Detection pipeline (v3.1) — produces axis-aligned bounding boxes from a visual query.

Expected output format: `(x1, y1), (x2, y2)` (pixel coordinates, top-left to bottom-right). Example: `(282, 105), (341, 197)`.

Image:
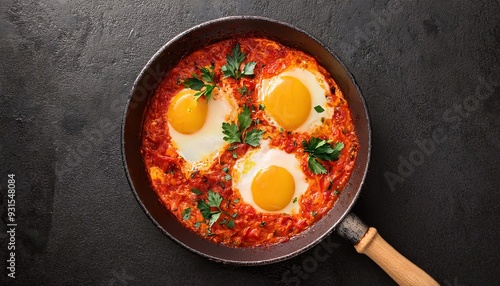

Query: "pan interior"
(122, 16), (370, 265)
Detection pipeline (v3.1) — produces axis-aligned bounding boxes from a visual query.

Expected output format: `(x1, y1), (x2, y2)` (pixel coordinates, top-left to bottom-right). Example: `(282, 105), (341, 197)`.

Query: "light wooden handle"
(355, 227), (439, 286)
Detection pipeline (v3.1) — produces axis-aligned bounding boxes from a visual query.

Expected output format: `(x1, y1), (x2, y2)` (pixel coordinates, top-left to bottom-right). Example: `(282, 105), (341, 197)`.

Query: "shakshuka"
(141, 37), (359, 247)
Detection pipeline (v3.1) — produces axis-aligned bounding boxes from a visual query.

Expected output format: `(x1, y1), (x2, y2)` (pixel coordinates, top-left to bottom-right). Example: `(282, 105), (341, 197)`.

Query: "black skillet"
(122, 16), (438, 285)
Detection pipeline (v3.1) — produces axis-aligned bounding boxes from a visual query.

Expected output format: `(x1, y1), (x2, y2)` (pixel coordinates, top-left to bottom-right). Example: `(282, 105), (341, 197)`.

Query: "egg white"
(257, 67), (333, 133)
(232, 140), (309, 214)
(168, 89), (238, 171)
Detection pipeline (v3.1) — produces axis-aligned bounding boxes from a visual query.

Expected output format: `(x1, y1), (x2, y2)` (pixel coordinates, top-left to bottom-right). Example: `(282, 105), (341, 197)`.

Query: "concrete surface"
(0, 0), (499, 285)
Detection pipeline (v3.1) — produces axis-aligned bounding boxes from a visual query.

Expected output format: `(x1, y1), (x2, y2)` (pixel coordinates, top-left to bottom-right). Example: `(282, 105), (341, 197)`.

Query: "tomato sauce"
(141, 38), (359, 247)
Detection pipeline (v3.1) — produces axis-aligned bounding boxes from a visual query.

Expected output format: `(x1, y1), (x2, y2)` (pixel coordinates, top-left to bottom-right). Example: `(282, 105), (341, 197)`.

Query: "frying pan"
(122, 16), (438, 285)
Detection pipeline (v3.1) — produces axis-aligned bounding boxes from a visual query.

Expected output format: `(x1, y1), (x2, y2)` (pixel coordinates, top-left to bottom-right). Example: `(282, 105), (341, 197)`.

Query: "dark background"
(1, 0), (499, 285)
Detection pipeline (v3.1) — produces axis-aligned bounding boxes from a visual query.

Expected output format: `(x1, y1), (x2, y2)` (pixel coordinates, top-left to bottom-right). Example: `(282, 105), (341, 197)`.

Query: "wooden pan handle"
(355, 227), (439, 286)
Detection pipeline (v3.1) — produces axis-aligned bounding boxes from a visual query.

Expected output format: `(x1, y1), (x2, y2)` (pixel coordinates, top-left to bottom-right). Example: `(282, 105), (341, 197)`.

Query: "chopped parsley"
(314, 105), (325, 113)
(225, 219), (235, 229)
(221, 44), (256, 79)
(182, 64), (217, 101)
(222, 105), (264, 147)
(196, 190), (237, 229)
(191, 188), (202, 195)
(312, 211), (317, 217)
(238, 85), (249, 96)
(182, 208), (191, 220)
(303, 137), (344, 174)
(224, 174), (232, 181)
(292, 197), (297, 203)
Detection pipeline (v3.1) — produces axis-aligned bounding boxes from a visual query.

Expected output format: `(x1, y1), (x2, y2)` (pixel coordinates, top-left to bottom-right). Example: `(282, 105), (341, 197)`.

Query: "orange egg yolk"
(167, 89), (208, 134)
(251, 166), (295, 211)
(264, 76), (311, 130)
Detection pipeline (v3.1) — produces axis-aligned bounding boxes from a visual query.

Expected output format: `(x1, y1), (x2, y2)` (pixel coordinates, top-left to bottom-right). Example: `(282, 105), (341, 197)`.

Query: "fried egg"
(257, 67), (332, 132)
(167, 88), (237, 171)
(232, 140), (309, 214)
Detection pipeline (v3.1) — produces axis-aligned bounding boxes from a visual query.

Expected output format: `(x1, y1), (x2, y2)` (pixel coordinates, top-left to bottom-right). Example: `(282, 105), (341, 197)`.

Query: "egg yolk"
(264, 76), (312, 130)
(251, 166), (295, 211)
(167, 89), (208, 134)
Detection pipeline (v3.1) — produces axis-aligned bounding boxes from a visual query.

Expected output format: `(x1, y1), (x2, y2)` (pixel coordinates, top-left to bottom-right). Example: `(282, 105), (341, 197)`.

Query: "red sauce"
(141, 38), (359, 247)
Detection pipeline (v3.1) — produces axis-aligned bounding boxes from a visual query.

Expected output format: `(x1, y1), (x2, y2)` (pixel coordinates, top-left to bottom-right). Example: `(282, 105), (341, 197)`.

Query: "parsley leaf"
(225, 219), (235, 229)
(182, 64), (217, 101)
(196, 190), (238, 230)
(191, 188), (202, 195)
(221, 44), (257, 79)
(208, 190), (223, 207)
(183, 77), (204, 90)
(308, 155), (327, 174)
(303, 137), (345, 174)
(242, 61), (256, 77)
(200, 66), (215, 83)
(222, 105), (264, 147)
(238, 85), (249, 96)
(197, 200), (211, 219)
(244, 129), (264, 147)
(208, 212), (221, 227)
(182, 208), (191, 220)
(238, 105), (252, 132)
(314, 105), (325, 113)
(222, 122), (241, 144)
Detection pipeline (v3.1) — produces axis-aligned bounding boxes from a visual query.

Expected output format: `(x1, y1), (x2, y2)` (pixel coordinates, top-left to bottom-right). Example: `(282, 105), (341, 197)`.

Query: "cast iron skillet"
(122, 16), (438, 285)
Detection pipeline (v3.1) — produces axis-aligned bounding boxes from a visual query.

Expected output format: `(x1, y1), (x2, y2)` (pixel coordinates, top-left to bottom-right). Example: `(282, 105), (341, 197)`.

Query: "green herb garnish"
(196, 190), (237, 229)
(314, 105), (325, 113)
(222, 105), (264, 147)
(191, 188), (202, 195)
(182, 64), (217, 101)
(221, 44), (256, 79)
(238, 85), (249, 96)
(182, 208), (191, 220)
(303, 137), (344, 174)
(225, 219), (235, 229)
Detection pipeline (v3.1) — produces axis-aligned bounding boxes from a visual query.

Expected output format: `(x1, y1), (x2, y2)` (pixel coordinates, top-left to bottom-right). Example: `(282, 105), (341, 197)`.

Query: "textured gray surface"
(1, 0), (499, 285)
